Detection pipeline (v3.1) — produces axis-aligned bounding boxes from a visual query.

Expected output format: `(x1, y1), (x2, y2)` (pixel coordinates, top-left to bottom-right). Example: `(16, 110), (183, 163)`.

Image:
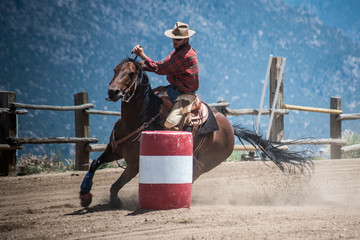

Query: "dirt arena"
(1, 159), (360, 239)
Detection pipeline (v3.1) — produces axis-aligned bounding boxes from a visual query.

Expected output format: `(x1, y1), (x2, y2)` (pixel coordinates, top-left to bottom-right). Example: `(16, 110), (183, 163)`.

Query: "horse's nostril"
(107, 89), (122, 101)
(108, 89), (118, 97)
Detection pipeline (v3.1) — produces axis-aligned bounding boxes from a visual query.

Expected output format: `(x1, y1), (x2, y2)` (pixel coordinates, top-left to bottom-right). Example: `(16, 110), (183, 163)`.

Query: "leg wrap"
(80, 171), (94, 194)
(80, 157), (104, 193)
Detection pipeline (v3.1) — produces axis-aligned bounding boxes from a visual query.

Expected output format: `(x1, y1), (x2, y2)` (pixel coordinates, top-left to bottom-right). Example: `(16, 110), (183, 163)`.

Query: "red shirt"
(144, 43), (199, 93)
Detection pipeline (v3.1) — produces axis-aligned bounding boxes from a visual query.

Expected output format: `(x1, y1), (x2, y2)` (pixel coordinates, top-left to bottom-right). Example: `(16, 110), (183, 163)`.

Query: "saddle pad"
(183, 104), (219, 135)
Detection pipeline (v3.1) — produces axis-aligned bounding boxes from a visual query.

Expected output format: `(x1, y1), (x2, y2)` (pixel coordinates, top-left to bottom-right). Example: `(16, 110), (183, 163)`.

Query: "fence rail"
(1, 56), (360, 176)
(280, 138), (347, 146)
(85, 109), (122, 116)
(341, 144), (360, 154)
(0, 108), (28, 114)
(282, 104), (343, 115)
(0, 144), (23, 150)
(337, 113), (360, 121)
(223, 108), (289, 116)
(8, 137), (98, 144)
(10, 102), (94, 111)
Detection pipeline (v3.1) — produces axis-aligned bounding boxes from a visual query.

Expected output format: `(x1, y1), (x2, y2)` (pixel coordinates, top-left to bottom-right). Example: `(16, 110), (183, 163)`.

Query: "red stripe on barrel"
(139, 183), (192, 210)
(140, 131), (193, 156)
(139, 131), (193, 210)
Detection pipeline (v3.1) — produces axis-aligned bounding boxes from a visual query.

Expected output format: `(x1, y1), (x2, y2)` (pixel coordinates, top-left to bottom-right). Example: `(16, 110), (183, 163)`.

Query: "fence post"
(74, 92), (90, 170)
(330, 97), (342, 159)
(269, 57), (285, 142)
(0, 91), (17, 176)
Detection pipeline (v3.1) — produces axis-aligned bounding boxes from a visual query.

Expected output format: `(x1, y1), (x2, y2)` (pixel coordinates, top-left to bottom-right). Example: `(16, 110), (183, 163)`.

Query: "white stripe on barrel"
(139, 131), (193, 210)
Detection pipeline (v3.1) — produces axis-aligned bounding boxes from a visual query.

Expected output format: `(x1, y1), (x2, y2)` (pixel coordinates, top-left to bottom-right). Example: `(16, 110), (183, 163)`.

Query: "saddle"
(153, 87), (209, 132)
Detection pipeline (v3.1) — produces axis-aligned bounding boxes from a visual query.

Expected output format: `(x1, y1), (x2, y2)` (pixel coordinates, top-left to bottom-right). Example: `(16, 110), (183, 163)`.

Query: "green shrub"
(226, 151), (247, 162)
(17, 152), (73, 175)
(16, 153), (127, 176)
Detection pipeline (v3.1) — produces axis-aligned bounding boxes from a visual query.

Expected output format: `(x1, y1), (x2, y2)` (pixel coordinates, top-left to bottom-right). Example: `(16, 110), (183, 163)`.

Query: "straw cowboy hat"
(164, 22), (196, 39)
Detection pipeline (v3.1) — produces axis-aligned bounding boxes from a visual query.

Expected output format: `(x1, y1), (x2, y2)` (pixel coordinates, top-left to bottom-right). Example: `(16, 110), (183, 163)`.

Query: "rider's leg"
(166, 84), (181, 102)
(164, 94), (196, 130)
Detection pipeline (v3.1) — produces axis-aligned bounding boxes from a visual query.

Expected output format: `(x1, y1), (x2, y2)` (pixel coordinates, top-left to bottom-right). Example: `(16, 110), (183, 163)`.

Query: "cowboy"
(132, 21), (199, 130)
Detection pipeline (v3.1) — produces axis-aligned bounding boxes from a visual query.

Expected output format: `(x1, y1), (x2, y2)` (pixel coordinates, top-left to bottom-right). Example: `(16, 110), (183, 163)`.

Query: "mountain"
(1, 0), (359, 159)
(283, 0), (360, 43)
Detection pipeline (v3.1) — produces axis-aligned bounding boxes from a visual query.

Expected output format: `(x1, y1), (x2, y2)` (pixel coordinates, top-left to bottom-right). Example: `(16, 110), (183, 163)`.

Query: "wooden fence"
(1, 57), (360, 176)
(213, 57), (360, 160)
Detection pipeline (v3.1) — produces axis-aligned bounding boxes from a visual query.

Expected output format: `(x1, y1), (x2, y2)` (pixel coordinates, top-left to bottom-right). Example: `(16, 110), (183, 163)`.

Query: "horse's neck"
(121, 98), (144, 126)
(121, 89), (157, 126)
(120, 79), (162, 131)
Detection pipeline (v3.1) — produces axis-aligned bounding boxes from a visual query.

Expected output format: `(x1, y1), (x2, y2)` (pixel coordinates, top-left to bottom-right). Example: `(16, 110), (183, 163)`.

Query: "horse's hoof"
(79, 192), (92, 207)
(109, 194), (122, 209)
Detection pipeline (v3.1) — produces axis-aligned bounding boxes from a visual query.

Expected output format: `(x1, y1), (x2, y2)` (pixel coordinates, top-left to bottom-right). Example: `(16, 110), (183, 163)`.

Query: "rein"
(111, 111), (161, 147)
(122, 77), (137, 103)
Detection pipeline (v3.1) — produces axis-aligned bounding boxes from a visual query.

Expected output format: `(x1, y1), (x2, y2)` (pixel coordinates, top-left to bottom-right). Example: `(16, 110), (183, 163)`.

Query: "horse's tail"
(233, 124), (314, 175)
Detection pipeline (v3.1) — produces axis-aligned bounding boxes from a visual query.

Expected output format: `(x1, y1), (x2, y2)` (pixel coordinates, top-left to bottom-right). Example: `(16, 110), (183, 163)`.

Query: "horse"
(79, 57), (313, 208)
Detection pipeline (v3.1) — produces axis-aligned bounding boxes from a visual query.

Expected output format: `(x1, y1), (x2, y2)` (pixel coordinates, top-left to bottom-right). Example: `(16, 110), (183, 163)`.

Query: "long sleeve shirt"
(143, 43), (199, 93)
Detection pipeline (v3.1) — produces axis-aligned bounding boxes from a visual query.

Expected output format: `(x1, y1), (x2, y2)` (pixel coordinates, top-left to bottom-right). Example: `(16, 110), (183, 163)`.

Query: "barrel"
(139, 131), (193, 210)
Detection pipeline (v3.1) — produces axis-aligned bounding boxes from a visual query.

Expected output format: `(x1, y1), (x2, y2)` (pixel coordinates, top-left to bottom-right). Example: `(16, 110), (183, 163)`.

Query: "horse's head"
(107, 58), (139, 103)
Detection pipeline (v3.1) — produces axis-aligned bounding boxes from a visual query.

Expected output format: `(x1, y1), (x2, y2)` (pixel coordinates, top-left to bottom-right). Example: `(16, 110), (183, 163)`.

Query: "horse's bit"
(122, 76), (137, 103)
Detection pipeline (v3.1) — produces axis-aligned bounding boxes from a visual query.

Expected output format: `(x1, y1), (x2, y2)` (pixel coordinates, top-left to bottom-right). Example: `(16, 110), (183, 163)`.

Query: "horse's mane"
(122, 58), (162, 125)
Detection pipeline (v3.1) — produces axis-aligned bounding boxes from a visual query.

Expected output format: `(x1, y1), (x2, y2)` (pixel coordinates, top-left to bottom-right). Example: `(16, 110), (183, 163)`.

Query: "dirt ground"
(1, 159), (360, 240)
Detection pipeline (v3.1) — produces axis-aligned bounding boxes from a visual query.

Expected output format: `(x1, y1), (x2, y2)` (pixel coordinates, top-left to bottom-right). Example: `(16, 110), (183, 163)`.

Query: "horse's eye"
(129, 72), (135, 78)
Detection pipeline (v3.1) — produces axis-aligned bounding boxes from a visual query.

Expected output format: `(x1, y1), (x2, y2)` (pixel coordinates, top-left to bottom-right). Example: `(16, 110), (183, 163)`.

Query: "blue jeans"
(167, 85), (182, 103)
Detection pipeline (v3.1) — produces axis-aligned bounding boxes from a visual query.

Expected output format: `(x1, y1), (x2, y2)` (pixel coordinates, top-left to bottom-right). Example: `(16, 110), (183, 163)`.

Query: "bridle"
(121, 74), (137, 103)
(109, 58), (138, 103)
(120, 52), (139, 103)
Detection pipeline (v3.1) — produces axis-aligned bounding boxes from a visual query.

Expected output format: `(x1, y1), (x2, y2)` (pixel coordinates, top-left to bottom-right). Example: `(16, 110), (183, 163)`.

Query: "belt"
(171, 84), (195, 95)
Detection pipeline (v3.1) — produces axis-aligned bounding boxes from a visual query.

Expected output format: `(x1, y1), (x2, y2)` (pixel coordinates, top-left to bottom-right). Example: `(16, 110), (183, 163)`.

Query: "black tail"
(233, 124), (314, 175)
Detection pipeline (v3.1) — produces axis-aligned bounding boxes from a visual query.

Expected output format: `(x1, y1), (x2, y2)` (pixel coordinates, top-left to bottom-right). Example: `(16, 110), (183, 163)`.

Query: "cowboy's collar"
(175, 42), (191, 52)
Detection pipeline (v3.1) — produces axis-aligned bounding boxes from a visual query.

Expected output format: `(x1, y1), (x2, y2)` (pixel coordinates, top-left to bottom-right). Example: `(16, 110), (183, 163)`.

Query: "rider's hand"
(132, 44), (146, 60)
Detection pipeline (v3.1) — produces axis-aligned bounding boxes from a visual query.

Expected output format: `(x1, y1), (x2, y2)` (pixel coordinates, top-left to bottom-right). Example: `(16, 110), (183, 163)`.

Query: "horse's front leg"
(109, 156), (139, 208)
(79, 143), (122, 207)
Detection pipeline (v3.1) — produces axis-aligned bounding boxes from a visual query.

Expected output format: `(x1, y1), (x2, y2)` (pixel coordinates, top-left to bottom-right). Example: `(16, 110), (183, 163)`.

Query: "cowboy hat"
(164, 22), (196, 39)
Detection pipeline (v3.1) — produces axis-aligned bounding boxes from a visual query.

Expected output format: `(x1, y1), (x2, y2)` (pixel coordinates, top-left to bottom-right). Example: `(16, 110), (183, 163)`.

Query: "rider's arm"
(144, 50), (189, 75)
(132, 44), (188, 75)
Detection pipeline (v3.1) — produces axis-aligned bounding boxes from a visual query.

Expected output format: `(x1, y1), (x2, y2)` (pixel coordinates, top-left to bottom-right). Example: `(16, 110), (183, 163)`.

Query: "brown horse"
(79, 58), (312, 208)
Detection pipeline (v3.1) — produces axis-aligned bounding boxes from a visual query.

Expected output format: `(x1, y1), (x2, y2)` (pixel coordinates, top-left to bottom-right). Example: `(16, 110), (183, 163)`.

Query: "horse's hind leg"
(109, 155), (139, 208)
(79, 143), (122, 207)
(192, 112), (235, 182)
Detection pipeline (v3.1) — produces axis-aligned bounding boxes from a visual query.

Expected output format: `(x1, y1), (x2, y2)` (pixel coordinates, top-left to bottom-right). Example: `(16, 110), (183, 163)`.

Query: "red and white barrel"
(139, 131), (193, 210)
